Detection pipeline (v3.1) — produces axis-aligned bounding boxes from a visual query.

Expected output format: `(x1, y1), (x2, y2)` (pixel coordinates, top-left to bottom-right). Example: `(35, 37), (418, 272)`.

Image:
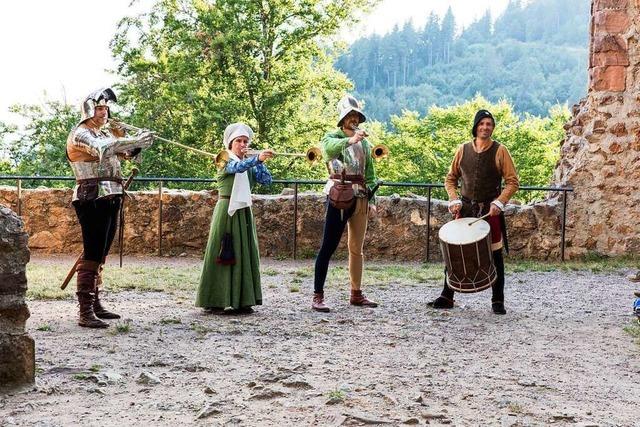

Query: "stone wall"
(0, 187), (563, 260)
(0, 205), (34, 390)
(553, 0), (640, 257)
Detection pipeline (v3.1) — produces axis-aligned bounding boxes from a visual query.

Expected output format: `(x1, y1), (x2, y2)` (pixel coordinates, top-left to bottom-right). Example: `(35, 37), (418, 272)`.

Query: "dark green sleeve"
(321, 132), (349, 160)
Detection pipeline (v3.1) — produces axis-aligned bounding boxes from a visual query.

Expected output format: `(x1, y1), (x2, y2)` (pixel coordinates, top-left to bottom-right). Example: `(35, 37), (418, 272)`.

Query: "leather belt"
(329, 174), (365, 185)
(76, 177), (124, 184)
(461, 196), (496, 205)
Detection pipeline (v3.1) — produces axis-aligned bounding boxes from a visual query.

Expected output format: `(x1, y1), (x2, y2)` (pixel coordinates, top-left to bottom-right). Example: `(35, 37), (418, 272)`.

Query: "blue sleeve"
(225, 156), (260, 174)
(254, 162), (272, 185)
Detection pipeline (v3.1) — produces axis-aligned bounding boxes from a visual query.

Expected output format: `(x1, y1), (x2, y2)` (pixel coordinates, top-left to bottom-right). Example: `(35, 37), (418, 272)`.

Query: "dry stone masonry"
(0, 205), (34, 390)
(0, 189), (562, 260)
(553, 0), (640, 257)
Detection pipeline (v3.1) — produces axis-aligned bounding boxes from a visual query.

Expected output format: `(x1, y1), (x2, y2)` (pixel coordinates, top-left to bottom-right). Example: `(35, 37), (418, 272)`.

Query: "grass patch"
(159, 317), (182, 325)
(112, 321), (132, 334)
(190, 322), (211, 335)
(291, 268), (313, 278)
(26, 263), (200, 300)
(36, 324), (52, 332)
(25, 257), (638, 301)
(326, 389), (346, 402)
(89, 364), (102, 373)
(289, 284), (300, 293)
(508, 257), (638, 274)
(263, 268), (279, 276)
(296, 248), (318, 259)
(325, 264), (441, 288)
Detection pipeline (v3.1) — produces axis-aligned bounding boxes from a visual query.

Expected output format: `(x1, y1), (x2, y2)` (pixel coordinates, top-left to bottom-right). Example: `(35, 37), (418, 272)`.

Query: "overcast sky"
(0, 0), (509, 123)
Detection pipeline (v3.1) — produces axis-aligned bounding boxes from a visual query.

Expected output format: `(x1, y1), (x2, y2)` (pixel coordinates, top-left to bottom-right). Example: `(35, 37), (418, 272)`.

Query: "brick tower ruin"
(554, 0), (640, 257)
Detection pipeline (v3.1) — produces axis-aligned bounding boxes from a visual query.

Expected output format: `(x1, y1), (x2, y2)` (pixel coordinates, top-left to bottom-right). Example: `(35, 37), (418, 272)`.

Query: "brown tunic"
(445, 140), (519, 206)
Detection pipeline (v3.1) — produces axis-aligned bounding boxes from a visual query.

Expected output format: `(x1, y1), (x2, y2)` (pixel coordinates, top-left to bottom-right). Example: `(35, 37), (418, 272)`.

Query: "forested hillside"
(0, 0), (578, 194)
(335, 0), (590, 120)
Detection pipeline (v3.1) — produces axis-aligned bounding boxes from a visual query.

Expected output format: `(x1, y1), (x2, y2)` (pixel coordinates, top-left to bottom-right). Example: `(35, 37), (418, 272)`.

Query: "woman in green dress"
(196, 123), (274, 314)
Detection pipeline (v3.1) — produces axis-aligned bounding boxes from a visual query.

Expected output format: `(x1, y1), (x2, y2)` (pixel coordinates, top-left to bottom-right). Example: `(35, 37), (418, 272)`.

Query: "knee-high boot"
(76, 260), (108, 328)
(93, 260), (121, 319)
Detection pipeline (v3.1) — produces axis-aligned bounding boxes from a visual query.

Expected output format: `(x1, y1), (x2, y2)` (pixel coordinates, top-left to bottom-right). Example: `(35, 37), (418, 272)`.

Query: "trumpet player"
(196, 123), (274, 314)
(312, 94), (379, 312)
(67, 87), (155, 328)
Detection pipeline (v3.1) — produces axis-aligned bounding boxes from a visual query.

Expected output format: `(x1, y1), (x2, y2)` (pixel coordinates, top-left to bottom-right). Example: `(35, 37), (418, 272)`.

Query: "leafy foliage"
(369, 95), (570, 202)
(110, 0), (377, 185)
(335, 0), (589, 120)
(0, 0), (573, 202)
(0, 102), (78, 187)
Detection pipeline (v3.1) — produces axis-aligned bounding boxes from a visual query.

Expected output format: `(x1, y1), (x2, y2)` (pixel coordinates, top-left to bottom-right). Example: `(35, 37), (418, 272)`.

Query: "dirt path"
(1, 258), (639, 426)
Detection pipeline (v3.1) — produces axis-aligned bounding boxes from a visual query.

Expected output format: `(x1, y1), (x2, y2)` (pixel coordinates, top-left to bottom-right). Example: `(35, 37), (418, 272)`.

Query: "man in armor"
(428, 109), (519, 315)
(67, 88), (154, 328)
(312, 94), (379, 312)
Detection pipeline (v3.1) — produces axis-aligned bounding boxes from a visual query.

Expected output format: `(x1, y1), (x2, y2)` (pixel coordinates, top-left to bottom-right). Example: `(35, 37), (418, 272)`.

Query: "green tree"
(336, 0), (589, 122)
(111, 0), (378, 182)
(371, 95), (570, 202)
(0, 101), (78, 185)
(440, 6), (455, 64)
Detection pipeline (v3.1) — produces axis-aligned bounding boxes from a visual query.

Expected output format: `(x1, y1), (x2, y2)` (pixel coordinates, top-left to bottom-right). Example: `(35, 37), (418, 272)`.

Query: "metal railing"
(0, 175), (573, 261)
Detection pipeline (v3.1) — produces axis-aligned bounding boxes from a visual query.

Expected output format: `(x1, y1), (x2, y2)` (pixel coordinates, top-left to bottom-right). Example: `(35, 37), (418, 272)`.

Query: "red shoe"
(350, 290), (378, 307)
(312, 292), (331, 312)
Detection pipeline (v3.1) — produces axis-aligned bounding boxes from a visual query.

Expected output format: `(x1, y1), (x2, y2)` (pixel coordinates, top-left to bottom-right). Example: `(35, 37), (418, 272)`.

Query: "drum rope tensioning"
(439, 217), (497, 293)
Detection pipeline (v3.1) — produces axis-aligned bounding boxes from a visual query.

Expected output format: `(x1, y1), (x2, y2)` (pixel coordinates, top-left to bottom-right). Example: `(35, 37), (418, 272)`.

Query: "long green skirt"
(196, 201), (262, 309)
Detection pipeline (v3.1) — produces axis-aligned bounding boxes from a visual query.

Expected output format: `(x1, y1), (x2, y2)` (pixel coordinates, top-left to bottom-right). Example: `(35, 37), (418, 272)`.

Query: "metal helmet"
(336, 94), (366, 127)
(79, 87), (117, 124)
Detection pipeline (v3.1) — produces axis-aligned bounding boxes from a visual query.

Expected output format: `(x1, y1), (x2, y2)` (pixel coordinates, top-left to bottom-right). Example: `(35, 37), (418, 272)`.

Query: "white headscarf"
(223, 123), (254, 149)
(223, 123), (254, 217)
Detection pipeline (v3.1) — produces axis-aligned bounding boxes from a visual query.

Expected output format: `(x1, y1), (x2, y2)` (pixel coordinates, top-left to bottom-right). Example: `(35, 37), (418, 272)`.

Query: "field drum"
(438, 217), (497, 293)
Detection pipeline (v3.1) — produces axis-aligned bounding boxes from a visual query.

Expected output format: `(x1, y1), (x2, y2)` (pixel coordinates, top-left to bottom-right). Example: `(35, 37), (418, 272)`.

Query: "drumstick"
(468, 212), (491, 226)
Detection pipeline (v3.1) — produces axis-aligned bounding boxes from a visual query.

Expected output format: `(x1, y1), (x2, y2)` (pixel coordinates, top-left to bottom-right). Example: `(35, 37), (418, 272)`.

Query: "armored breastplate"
(68, 127), (124, 201)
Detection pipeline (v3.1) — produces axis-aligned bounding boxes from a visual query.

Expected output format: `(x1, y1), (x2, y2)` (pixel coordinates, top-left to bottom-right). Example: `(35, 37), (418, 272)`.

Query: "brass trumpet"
(215, 147), (322, 169)
(350, 125), (389, 160)
(371, 144), (389, 160)
(108, 119), (219, 159)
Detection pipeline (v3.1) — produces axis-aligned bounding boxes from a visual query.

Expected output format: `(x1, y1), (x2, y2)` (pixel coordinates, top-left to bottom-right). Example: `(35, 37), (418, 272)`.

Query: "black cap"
(472, 109), (495, 137)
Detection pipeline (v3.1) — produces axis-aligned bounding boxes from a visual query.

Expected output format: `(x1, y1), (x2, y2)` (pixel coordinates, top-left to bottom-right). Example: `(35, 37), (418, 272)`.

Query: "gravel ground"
(1, 257), (639, 426)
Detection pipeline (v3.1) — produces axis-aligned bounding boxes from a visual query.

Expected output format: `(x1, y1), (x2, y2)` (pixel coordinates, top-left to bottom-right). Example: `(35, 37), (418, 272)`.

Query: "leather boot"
(427, 295), (454, 309)
(492, 301), (507, 315)
(350, 289), (378, 307)
(76, 260), (108, 329)
(93, 263), (121, 319)
(312, 292), (330, 312)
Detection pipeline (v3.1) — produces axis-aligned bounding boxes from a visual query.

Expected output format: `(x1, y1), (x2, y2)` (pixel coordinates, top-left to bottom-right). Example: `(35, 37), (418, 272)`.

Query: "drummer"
(428, 109), (519, 314)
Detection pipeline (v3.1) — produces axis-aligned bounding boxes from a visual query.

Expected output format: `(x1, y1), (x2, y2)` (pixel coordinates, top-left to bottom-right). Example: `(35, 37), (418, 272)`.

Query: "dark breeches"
(73, 197), (122, 263)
